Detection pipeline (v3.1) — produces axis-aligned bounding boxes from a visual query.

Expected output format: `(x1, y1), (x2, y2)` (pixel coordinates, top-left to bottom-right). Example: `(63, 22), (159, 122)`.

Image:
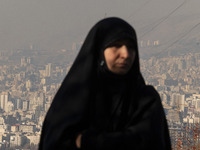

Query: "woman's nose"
(120, 45), (129, 58)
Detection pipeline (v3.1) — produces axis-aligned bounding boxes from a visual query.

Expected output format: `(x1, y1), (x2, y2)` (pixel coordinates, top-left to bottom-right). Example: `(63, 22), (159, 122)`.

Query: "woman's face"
(104, 39), (136, 75)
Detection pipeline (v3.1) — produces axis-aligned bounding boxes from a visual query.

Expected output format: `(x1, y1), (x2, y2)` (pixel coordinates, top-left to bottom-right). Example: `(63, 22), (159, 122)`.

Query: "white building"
(170, 93), (185, 112)
(10, 134), (25, 147)
(0, 92), (10, 112)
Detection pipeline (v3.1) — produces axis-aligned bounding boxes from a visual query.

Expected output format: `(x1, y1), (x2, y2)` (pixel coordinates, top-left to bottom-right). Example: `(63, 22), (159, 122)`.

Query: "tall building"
(27, 57), (31, 64)
(10, 135), (25, 147)
(45, 63), (51, 77)
(192, 94), (200, 109)
(22, 100), (29, 111)
(0, 92), (10, 112)
(4, 101), (14, 113)
(21, 57), (26, 67)
(170, 93), (185, 112)
(14, 99), (22, 110)
(26, 80), (32, 91)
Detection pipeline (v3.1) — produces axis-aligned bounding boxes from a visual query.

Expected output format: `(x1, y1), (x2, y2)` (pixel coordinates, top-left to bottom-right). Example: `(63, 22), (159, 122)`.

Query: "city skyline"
(0, 45), (200, 148)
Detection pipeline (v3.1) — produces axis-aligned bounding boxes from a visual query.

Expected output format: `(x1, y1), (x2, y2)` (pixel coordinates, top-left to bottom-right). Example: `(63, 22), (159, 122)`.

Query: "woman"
(39, 17), (171, 150)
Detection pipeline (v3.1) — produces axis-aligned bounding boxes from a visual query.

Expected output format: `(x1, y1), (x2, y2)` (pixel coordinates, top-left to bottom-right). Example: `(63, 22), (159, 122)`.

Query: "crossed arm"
(74, 96), (171, 150)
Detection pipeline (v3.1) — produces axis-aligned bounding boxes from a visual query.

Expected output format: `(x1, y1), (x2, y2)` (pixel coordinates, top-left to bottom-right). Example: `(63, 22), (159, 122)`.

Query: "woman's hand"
(76, 134), (82, 148)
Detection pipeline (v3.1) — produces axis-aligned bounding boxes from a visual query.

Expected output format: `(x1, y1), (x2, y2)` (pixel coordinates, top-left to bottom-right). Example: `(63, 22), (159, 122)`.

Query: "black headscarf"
(39, 17), (171, 150)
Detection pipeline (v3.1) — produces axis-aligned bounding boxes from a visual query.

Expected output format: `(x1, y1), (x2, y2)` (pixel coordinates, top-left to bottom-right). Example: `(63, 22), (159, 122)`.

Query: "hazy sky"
(0, 0), (200, 52)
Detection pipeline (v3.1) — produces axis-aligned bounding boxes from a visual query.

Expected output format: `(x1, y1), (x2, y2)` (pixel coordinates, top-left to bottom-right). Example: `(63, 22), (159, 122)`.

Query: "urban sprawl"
(0, 45), (199, 149)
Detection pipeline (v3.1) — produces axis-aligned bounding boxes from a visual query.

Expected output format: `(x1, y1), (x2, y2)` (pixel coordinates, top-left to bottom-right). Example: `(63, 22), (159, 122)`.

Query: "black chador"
(39, 17), (171, 150)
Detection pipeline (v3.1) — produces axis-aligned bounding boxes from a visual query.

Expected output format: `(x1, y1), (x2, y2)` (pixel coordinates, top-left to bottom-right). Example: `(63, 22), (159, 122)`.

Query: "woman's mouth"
(117, 63), (129, 68)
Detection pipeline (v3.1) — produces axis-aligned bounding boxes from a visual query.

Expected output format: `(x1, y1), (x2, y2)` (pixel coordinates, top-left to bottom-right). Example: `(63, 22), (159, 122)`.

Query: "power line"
(156, 21), (200, 57)
(140, 0), (187, 38)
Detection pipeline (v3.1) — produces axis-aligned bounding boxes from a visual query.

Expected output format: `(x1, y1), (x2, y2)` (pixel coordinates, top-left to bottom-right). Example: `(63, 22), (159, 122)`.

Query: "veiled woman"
(39, 17), (171, 150)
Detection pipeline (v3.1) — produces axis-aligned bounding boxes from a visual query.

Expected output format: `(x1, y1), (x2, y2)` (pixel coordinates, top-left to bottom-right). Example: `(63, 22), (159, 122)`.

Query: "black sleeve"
(81, 87), (171, 150)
